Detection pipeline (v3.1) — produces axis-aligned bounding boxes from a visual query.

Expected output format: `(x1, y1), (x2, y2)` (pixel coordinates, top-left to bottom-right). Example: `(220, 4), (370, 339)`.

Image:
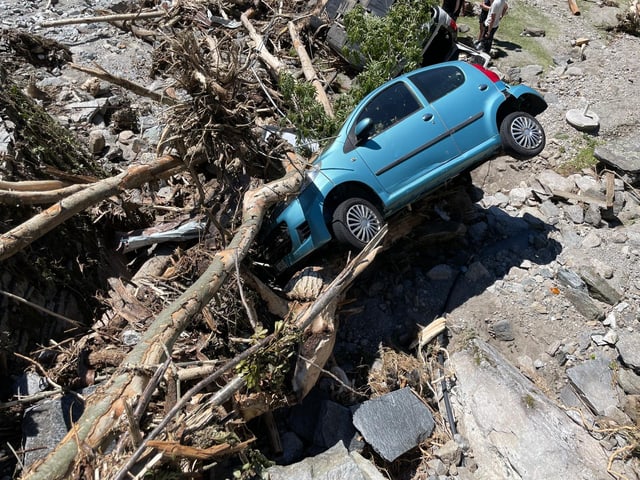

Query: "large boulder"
(451, 339), (611, 479)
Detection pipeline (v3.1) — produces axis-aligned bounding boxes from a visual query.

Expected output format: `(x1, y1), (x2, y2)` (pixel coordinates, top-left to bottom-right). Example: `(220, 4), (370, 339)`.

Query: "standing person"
(476, 0), (492, 48)
(442, 0), (466, 20)
(482, 0), (508, 53)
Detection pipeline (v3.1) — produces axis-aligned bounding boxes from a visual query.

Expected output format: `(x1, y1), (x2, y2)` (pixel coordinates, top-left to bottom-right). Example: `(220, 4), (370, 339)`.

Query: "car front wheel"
(500, 111), (545, 158)
(332, 197), (383, 249)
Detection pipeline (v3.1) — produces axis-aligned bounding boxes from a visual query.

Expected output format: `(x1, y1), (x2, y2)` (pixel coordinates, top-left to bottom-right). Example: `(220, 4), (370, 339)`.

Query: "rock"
(617, 368), (640, 395)
(538, 200), (563, 223)
(265, 441), (386, 480)
(121, 329), (141, 346)
(426, 264), (456, 281)
(88, 129), (106, 154)
(537, 169), (576, 194)
(584, 204), (602, 227)
(352, 387), (435, 462)
(581, 231), (602, 248)
(313, 400), (356, 450)
(490, 319), (515, 341)
(451, 339), (612, 479)
(278, 432), (305, 465)
(616, 330), (640, 370)
(508, 187), (530, 207)
(594, 136), (640, 174)
(556, 268), (587, 291)
(603, 329), (619, 345)
(574, 175), (599, 193)
(427, 458), (448, 476)
(562, 287), (605, 322)
(564, 204), (584, 224)
(624, 395), (640, 423)
(566, 357), (621, 415)
(22, 394), (84, 468)
(434, 439), (462, 466)
(64, 98), (109, 123)
(579, 266), (622, 305)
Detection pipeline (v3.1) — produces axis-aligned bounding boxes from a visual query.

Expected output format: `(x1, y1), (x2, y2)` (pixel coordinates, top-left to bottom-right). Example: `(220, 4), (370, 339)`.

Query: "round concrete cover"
(566, 107), (600, 131)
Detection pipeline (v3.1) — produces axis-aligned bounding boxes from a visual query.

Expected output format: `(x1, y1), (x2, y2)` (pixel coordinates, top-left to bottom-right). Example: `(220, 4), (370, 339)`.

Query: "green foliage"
(523, 393), (536, 409)
(233, 449), (274, 479)
(558, 135), (600, 174)
(236, 324), (300, 392)
(278, 72), (344, 150)
(278, 0), (434, 149)
(343, 0), (435, 100)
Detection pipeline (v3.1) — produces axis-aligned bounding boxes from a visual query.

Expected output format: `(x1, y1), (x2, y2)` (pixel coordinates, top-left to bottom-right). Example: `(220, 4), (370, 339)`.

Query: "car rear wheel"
(332, 197), (383, 249)
(500, 111), (545, 158)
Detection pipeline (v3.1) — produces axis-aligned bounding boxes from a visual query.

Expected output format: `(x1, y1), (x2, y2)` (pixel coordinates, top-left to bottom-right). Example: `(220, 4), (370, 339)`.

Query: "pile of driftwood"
(0, 0), (451, 478)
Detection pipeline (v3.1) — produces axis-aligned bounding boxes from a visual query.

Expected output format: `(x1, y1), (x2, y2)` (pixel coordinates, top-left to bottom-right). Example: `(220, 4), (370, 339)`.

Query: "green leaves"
(279, 0), (435, 151)
(344, 0), (435, 100)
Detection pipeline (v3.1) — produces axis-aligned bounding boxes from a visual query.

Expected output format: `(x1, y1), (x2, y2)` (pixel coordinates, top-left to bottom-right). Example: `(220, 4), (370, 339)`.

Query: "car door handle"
(479, 84), (488, 91)
(423, 113), (434, 122)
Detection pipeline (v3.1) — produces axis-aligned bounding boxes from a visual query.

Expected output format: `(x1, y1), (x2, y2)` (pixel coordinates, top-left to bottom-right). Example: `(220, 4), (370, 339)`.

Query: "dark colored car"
(324, 2), (489, 69)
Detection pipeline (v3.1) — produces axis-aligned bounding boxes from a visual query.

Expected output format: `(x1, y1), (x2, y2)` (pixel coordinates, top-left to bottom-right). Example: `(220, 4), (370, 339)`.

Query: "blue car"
(263, 60), (547, 272)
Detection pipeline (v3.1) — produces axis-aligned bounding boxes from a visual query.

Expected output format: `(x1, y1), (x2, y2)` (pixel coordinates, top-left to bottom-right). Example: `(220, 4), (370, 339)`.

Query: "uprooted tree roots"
(0, 0), (460, 477)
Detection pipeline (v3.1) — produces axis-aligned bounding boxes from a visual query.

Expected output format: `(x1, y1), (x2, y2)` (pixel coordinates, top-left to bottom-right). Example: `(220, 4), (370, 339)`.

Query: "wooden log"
(288, 21), (334, 118)
(240, 9), (285, 75)
(40, 11), (166, 28)
(568, 0), (581, 15)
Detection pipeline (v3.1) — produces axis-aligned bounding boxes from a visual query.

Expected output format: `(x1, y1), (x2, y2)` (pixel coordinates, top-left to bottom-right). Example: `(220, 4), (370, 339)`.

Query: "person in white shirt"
(482, 0), (508, 52)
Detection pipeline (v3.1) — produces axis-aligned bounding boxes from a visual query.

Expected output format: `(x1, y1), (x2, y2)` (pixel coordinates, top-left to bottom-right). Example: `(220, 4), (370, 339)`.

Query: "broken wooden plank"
(550, 188), (607, 208)
(605, 171), (615, 209)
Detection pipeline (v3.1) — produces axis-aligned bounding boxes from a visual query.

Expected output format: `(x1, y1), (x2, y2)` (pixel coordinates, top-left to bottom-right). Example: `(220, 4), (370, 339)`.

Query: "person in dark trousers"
(476, 0), (492, 48)
(481, 0), (508, 52)
(442, 0), (465, 20)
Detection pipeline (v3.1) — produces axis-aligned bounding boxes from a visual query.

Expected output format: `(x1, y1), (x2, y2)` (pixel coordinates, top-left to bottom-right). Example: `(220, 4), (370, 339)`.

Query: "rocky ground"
(332, 1), (640, 478)
(1, 0), (640, 478)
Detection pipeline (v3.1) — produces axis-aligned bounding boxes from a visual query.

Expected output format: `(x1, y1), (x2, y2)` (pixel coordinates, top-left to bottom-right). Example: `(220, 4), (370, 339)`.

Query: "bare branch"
(40, 11), (167, 28)
(0, 155), (183, 261)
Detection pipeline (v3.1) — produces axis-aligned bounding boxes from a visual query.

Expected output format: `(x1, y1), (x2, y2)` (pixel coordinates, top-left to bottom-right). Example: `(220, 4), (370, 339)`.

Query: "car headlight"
(301, 164), (321, 190)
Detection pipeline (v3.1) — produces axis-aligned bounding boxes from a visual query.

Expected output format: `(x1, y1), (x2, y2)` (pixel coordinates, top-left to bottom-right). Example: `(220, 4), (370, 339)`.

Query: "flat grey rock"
(594, 136), (640, 174)
(22, 394), (84, 468)
(566, 357), (621, 415)
(265, 441), (386, 480)
(451, 339), (611, 479)
(616, 330), (640, 370)
(352, 387), (435, 462)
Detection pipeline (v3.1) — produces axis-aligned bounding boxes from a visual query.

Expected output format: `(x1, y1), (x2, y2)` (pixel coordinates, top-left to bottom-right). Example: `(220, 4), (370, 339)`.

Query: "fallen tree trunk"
(21, 166), (304, 480)
(240, 9), (286, 75)
(0, 155), (183, 261)
(288, 21), (334, 118)
(0, 183), (90, 205)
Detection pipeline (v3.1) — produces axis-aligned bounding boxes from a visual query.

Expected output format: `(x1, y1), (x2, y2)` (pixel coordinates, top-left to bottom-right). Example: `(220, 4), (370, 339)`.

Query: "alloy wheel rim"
(511, 116), (543, 150)
(346, 203), (381, 243)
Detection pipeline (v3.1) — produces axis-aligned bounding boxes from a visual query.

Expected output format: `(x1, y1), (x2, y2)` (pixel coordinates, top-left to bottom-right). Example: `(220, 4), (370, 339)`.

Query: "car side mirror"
(354, 118), (373, 143)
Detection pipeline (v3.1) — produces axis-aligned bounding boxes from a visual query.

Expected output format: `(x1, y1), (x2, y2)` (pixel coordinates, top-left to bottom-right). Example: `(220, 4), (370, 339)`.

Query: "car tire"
(500, 111), (545, 158)
(332, 197), (384, 249)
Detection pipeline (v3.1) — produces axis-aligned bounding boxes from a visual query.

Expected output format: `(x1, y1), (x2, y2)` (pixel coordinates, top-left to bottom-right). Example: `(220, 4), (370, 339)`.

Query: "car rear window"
(356, 82), (421, 137)
(408, 65), (465, 103)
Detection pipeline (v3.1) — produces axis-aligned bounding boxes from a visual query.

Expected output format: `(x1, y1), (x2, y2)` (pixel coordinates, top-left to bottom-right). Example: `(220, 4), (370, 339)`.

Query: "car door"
(348, 79), (460, 203)
(408, 64), (497, 154)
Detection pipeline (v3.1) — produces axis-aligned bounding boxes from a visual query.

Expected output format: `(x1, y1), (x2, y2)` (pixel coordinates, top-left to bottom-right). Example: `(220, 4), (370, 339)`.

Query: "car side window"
(408, 66), (465, 103)
(356, 82), (421, 138)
